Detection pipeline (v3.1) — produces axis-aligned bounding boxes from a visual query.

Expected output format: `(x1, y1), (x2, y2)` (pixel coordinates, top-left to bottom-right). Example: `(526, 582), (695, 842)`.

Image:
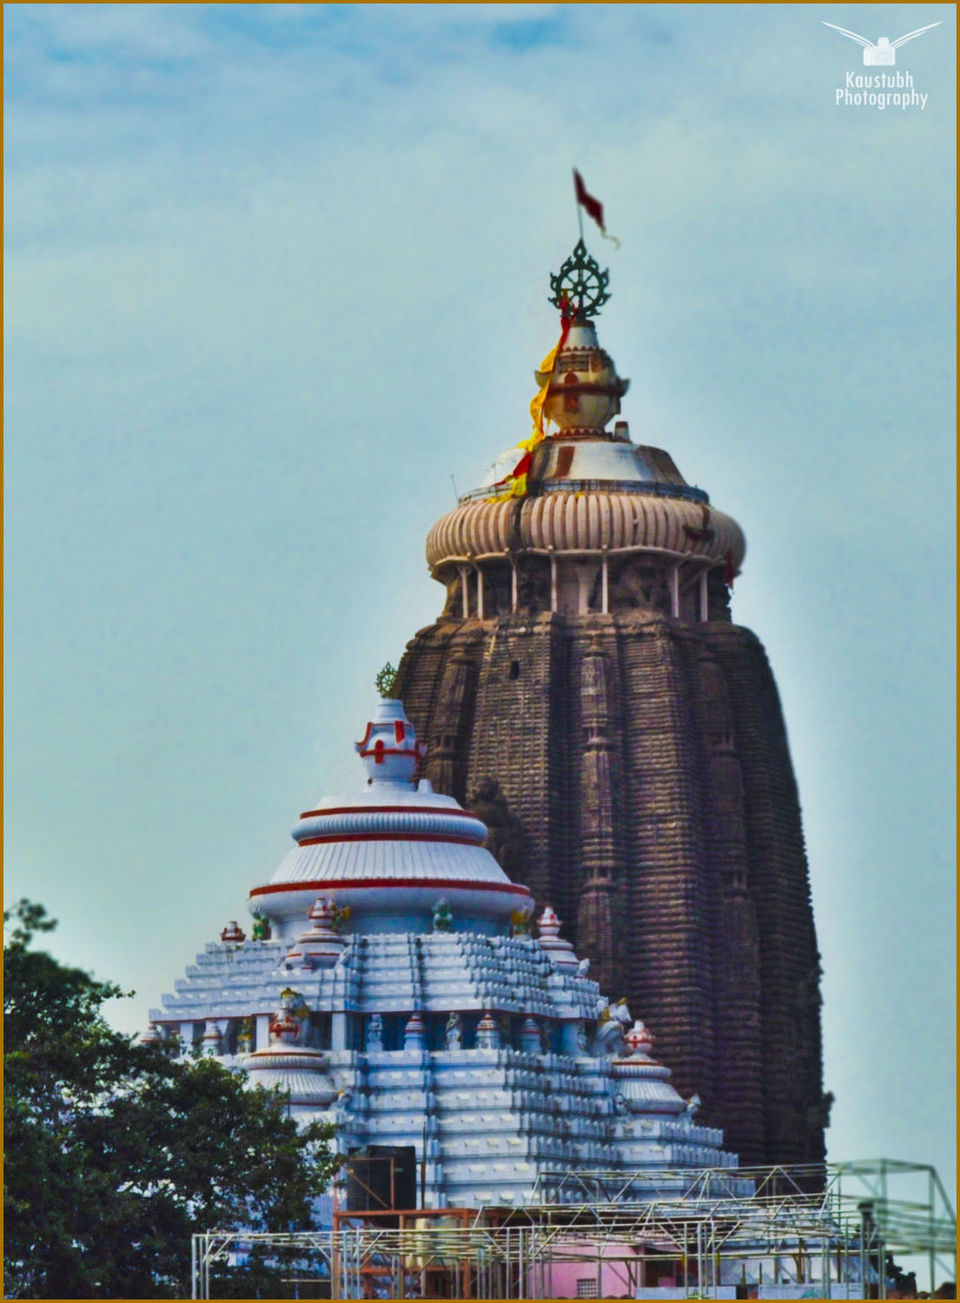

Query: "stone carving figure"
(592, 997), (631, 1055)
(432, 898), (453, 933)
(335, 1088), (355, 1127)
(269, 987), (309, 1046)
(237, 1017), (254, 1054)
(329, 902), (351, 933)
(468, 778), (525, 878)
(516, 559), (550, 612)
(445, 1011), (463, 1050)
(366, 1013), (384, 1053)
(510, 905), (533, 937)
(610, 559), (666, 611)
(251, 913), (272, 941)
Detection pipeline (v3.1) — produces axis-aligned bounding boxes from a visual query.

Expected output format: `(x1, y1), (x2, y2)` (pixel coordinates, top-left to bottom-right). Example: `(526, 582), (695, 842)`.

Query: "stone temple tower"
(393, 242), (829, 1167)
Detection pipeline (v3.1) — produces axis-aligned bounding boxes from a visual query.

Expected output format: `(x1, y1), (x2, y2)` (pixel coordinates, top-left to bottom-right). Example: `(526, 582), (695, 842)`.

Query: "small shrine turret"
(242, 987), (337, 1121)
(282, 898), (348, 970)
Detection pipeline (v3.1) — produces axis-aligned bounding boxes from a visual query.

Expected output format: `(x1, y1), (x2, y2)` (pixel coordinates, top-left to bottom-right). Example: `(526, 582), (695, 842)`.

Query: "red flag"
(510, 449), (533, 479)
(573, 169), (605, 233)
(492, 449), (533, 490)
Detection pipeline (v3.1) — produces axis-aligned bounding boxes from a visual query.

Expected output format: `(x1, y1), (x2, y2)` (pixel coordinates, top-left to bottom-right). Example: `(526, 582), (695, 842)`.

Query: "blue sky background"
(5, 3), (956, 1208)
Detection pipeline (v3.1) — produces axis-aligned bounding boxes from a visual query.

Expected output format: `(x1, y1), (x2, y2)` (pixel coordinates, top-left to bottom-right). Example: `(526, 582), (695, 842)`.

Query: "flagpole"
(573, 168), (584, 242)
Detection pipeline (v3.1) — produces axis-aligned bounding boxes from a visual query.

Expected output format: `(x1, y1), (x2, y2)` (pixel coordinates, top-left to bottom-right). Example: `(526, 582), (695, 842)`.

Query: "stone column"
(425, 651), (477, 803)
(575, 643), (622, 994)
(331, 1011), (348, 1051)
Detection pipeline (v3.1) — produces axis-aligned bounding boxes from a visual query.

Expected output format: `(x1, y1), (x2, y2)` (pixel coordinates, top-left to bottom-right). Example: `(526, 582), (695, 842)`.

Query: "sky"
(5, 2), (956, 1212)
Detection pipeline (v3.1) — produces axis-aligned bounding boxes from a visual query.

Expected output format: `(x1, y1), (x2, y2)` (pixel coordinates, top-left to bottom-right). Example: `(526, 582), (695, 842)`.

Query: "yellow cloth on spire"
(490, 470), (528, 503)
(484, 334), (563, 502)
(527, 339), (562, 447)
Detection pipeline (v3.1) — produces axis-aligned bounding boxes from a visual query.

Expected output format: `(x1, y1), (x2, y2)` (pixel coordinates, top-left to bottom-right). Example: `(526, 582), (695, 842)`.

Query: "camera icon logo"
(865, 38), (896, 67)
(822, 21), (941, 66)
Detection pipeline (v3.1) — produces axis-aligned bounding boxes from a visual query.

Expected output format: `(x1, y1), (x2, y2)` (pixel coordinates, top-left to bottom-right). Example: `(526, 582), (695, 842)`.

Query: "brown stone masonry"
(394, 607), (825, 1167)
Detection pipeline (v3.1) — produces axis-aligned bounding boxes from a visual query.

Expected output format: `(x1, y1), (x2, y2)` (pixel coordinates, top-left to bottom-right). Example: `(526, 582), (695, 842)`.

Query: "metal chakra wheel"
(549, 239), (611, 317)
(375, 662), (398, 698)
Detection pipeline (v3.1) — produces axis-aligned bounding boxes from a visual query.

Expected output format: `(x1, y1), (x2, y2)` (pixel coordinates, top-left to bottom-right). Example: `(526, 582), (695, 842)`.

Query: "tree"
(3, 900), (338, 1299)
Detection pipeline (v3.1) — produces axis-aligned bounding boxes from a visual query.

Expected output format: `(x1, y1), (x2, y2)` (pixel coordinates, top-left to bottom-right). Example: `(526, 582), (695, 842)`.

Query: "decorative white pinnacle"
(355, 698), (422, 786)
(622, 1019), (656, 1059)
(536, 905), (579, 970)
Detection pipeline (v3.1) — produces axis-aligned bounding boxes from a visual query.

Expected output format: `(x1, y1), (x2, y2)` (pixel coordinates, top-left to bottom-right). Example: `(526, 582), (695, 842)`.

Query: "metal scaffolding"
(191, 1159), (956, 1299)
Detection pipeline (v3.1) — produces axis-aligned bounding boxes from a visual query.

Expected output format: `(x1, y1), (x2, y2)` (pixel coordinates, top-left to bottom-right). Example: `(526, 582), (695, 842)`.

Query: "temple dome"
(248, 698), (531, 937)
(425, 314), (745, 579)
(427, 484), (744, 571)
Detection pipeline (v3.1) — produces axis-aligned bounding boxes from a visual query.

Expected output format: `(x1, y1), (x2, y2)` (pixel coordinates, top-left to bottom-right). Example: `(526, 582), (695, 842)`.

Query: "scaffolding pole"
(190, 1159), (955, 1300)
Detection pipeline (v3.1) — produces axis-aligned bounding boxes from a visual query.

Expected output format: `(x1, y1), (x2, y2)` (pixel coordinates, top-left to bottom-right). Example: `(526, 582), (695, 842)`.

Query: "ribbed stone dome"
(244, 1047), (337, 1108)
(426, 483), (745, 571)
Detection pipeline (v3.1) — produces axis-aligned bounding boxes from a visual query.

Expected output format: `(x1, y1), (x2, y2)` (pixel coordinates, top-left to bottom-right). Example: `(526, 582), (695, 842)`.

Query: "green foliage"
(3, 900), (338, 1299)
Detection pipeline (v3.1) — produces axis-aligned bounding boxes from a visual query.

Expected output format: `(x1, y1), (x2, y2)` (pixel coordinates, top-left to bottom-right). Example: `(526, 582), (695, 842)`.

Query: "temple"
(148, 244), (958, 1299)
(392, 241), (828, 1167)
(146, 695), (740, 1208)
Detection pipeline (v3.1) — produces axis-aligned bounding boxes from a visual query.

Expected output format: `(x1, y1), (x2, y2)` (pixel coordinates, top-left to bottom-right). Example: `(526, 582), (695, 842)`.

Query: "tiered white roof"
(147, 698), (739, 1210)
(250, 699), (530, 935)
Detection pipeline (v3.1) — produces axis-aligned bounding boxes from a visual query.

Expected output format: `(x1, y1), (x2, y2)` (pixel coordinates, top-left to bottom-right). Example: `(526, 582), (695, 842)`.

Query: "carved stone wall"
(393, 605), (825, 1167)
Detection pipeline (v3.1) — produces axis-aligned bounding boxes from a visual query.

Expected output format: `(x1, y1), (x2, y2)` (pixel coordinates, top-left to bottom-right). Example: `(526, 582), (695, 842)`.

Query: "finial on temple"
(549, 240), (611, 319)
(375, 663), (398, 699)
